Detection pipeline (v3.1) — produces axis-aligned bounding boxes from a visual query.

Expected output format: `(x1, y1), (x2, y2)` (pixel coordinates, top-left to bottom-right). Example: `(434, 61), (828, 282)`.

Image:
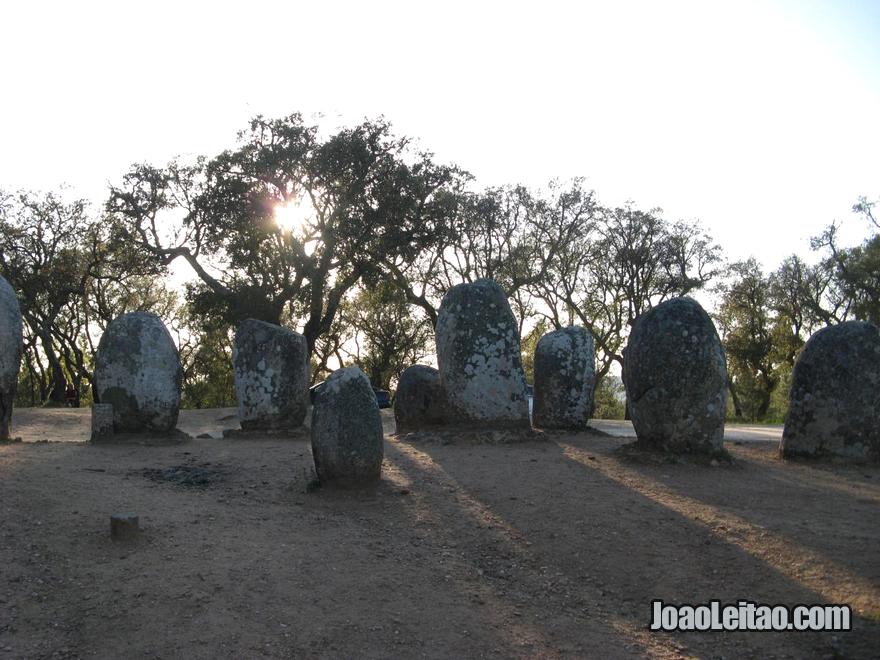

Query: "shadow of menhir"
(386, 430), (880, 658)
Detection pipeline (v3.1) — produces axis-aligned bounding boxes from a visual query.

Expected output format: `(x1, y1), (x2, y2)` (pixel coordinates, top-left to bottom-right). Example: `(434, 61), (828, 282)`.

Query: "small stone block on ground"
(110, 513), (139, 540)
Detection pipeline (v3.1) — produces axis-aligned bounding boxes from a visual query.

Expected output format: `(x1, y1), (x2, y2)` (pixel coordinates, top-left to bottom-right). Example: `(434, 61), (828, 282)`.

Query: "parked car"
(373, 387), (392, 409)
(309, 380), (392, 409)
(309, 381), (326, 404)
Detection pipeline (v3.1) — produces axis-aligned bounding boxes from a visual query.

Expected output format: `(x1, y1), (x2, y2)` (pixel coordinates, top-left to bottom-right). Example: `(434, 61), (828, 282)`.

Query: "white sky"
(1, 0), (878, 272)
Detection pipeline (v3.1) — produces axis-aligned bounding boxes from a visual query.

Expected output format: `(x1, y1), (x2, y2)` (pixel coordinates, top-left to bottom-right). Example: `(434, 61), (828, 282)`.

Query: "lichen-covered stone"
(91, 403), (114, 441)
(0, 275), (23, 440)
(781, 321), (880, 461)
(394, 365), (446, 432)
(435, 279), (530, 428)
(623, 297), (727, 453)
(94, 312), (182, 433)
(311, 367), (383, 486)
(233, 319), (309, 430)
(533, 326), (595, 430)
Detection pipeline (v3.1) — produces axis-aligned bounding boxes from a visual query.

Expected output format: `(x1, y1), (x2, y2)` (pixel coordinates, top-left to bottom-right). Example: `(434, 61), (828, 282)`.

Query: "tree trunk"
(368, 365), (384, 390)
(756, 395), (771, 422)
(755, 375), (776, 421)
(727, 377), (743, 419)
(38, 331), (67, 406)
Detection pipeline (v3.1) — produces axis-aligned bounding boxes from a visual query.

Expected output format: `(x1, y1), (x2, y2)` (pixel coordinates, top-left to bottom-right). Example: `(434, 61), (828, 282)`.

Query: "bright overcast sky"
(1, 0), (878, 271)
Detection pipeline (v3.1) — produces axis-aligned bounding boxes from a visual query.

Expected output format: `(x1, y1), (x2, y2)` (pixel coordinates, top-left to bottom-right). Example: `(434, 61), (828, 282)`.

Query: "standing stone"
(233, 319), (309, 430)
(623, 297), (727, 453)
(91, 403), (114, 441)
(311, 367), (383, 486)
(94, 312), (182, 433)
(533, 326), (595, 430)
(0, 276), (23, 440)
(394, 365), (446, 432)
(435, 279), (530, 428)
(781, 321), (880, 461)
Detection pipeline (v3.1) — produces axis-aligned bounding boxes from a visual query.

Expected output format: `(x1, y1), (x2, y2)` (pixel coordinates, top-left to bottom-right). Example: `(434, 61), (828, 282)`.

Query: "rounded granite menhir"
(233, 319), (309, 430)
(394, 364), (446, 432)
(781, 321), (880, 461)
(0, 275), (23, 440)
(311, 367), (384, 487)
(94, 312), (182, 433)
(435, 278), (530, 428)
(533, 326), (595, 430)
(623, 297), (727, 453)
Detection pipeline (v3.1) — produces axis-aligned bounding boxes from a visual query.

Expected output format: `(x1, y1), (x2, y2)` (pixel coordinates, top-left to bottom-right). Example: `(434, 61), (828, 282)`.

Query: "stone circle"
(622, 296), (727, 453)
(781, 320), (880, 461)
(233, 319), (310, 431)
(94, 312), (182, 433)
(0, 275), (23, 440)
(311, 367), (384, 486)
(435, 279), (530, 428)
(394, 364), (446, 432)
(533, 326), (595, 430)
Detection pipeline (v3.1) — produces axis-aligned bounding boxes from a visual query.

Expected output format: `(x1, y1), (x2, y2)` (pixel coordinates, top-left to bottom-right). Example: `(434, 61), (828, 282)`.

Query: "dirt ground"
(1, 408), (878, 659)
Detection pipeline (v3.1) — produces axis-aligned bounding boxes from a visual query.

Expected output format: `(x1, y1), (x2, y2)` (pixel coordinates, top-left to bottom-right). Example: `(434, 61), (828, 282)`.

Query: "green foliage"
(346, 281), (433, 390)
(177, 306), (236, 409)
(766, 361), (793, 423)
(593, 374), (626, 420)
(384, 180), (592, 328)
(715, 259), (780, 421)
(108, 114), (465, 354)
(828, 233), (880, 324)
(1, 189), (169, 407)
(520, 319), (550, 384)
(806, 195), (880, 325)
(715, 195), (879, 423)
(530, 197), (723, 383)
(6, 115), (877, 420)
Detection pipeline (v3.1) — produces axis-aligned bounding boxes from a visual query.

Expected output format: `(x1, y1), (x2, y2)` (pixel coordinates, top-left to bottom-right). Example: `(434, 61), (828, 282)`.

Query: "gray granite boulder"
(533, 326), (595, 430)
(781, 321), (880, 461)
(0, 276), (23, 440)
(311, 367), (383, 486)
(435, 279), (530, 428)
(94, 312), (182, 433)
(394, 365), (446, 432)
(233, 319), (309, 430)
(623, 297), (727, 453)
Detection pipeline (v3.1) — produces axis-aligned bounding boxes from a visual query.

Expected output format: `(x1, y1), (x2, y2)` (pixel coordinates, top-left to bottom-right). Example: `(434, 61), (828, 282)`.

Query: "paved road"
(590, 419), (783, 444)
(12, 407), (783, 445)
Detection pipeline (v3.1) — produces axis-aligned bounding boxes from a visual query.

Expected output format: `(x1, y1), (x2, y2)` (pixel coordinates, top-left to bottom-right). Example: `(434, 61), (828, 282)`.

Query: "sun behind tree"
(273, 199), (312, 235)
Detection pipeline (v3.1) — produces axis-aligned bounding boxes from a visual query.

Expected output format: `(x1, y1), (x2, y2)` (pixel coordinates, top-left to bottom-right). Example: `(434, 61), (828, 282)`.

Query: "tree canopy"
(2, 113), (877, 422)
(107, 114), (466, 353)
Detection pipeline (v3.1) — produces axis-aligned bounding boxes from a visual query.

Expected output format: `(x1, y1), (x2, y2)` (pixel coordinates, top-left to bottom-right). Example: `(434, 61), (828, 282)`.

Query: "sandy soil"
(1, 408), (878, 659)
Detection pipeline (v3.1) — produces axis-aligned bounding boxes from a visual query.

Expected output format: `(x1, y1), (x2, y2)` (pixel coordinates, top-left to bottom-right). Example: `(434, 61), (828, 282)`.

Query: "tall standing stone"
(311, 367), (384, 487)
(94, 312), (182, 433)
(435, 279), (530, 428)
(0, 276), (23, 440)
(623, 297), (727, 453)
(394, 364), (446, 432)
(781, 321), (880, 461)
(233, 319), (309, 430)
(533, 326), (595, 430)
